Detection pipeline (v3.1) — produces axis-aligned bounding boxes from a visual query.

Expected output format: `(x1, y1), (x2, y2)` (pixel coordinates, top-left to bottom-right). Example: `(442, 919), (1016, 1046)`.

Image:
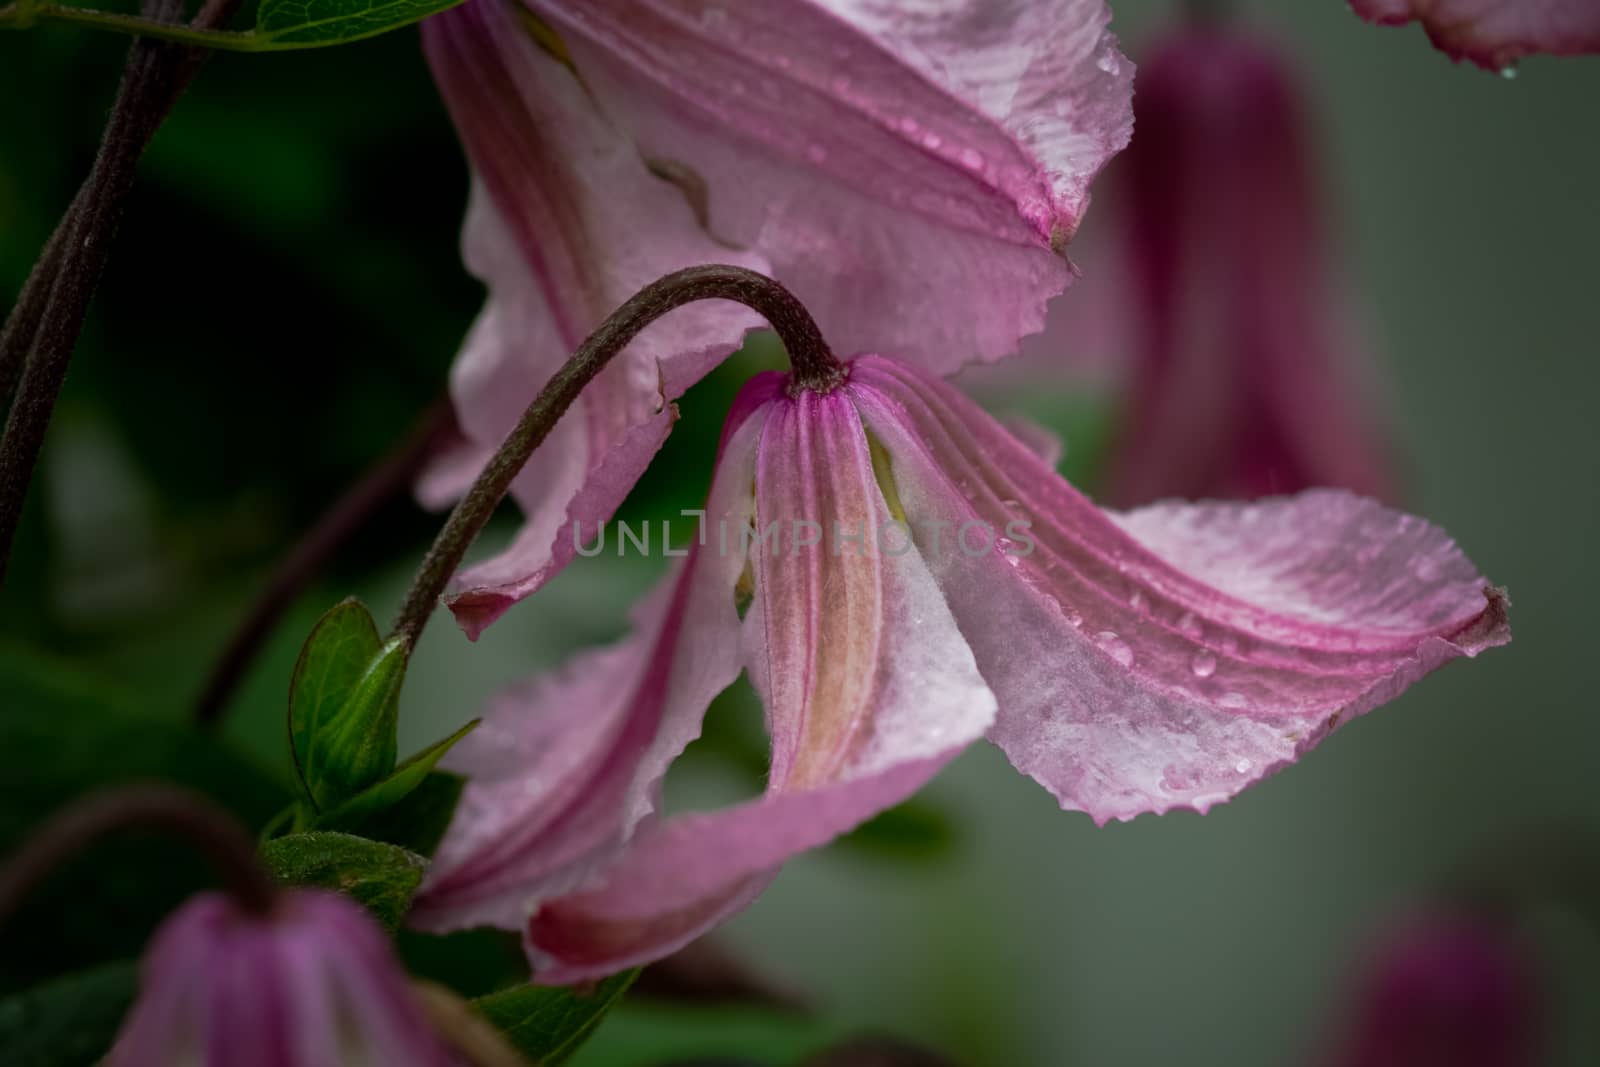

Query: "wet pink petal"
(525, 0), (1133, 370)
(109, 891), (453, 1066)
(850, 356), (1507, 823)
(421, 0), (766, 628)
(1351, 0), (1600, 69)
(422, 0), (1134, 638)
(525, 386), (995, 982)
(410, 404), (766, 932)
(424, 354), (1505, 978)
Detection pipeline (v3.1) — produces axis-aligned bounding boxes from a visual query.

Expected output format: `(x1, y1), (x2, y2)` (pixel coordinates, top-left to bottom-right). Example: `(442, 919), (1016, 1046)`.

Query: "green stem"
(0, 3), (258, 46)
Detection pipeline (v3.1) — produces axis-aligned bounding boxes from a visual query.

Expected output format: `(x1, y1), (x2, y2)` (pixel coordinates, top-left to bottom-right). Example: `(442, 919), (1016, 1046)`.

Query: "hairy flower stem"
(194, 398), (458, 727)
(0, 784), (280, 926)
(391, 264), (842, 647)
(0, 0), (242, 591)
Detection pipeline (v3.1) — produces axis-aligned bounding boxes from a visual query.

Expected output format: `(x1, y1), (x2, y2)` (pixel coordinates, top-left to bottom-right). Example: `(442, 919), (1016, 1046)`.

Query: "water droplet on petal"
(959, 147), (985, 170)
(1064, 609), (1084, 629)
(1234, 758), (1253, 774)
(1096, 51), (1121, 75)
(1128, 589), (1146, 611)
(1177, 611), (1202, 637)
(921, 132), (944, 151)
(1095, 631), (1134, 667)
(1190, 651), (1217, 679)
(1501, 66), (1518, 80)
(898, 116), (921, 136)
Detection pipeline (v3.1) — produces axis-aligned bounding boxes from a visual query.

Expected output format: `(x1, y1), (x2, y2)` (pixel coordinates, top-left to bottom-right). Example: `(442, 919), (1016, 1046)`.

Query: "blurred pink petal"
(424, 0), (1134, 634)
(1327, 911), (1539, 1067)
(421, 355), (1506, 979)
(1013, 27), (1398, 507)
(110, 891), (453, 1066)
(1352, 0), (1600, 69)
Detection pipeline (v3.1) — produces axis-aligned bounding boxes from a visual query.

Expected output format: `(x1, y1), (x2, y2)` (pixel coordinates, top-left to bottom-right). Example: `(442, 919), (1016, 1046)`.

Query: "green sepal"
(288, 599), (411, 812)
(312, 719), (478, 842)
(314, 634), (409, 802)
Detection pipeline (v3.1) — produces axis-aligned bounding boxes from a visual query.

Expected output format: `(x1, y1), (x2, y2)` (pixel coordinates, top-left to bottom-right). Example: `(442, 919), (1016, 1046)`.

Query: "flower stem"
(0, 0), (244, 590)
(0, 784), (280, 924)
(390, 264), (840, 646)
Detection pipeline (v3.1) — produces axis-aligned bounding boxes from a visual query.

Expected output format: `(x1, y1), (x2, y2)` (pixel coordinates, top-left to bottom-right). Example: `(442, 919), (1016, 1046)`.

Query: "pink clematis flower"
(1351, 0), (1600, 70)
(411, 355), (1508, 982)
(109, 890), (455, 1066)
(420, 0), (1134, 636)
(1056, 24), (1397, 508)
(1325, 911), (1539, 1067)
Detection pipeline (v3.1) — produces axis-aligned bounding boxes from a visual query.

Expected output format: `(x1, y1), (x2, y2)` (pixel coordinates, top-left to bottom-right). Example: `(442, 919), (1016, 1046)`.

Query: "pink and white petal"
(410, 411), (770, 933)
(527, 0), (1133, 367)
(1352, 0), (1600, 68)
(421, 0), (766, 628)
(851, 356), (1507, 823)
(445, 402), (678, 639)
(524, 388), (996, 982)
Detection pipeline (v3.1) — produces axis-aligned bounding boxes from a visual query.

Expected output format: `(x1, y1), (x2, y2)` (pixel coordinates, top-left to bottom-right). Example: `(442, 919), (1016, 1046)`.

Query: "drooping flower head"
(1325, 910), (1540, 1067)
(109, 890), (456, 1066)
(421, 0), (1134, 632)
(412, 352), (1507, 982)
(1066, 22), (1397, 507)
(1350, 0), (1600, 70)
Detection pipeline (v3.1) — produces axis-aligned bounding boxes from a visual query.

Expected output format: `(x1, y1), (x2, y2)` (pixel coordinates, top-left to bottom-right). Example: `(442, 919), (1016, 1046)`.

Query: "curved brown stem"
(390, 263), (841, 647)
(0, 784), (279, 927)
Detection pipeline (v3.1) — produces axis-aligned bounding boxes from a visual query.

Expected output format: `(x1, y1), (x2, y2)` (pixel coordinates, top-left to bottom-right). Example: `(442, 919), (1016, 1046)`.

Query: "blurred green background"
(2, 2), (1598, 1064)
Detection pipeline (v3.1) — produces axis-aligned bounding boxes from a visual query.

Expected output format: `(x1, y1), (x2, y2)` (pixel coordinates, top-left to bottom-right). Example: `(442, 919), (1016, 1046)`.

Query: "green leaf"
(474, 971), (639, 1066)
(289, 598), (382, 804)
(0, 962), (137, 1067)
(316, 634), (409, 801)
(255, 0), (467, 47)
(313, 719), (477, 837)
(323, 767), (466, 858)
(0, 647), (286, 991)
(289, 600), (415, 812)
(260, 831), (425, 932)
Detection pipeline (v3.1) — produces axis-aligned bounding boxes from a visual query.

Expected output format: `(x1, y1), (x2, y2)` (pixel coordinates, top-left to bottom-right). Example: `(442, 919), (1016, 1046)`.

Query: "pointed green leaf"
(255, 0), (468, 47)
(314, 634), (409, 804)
(474, 971), (638, 1066)
(315, 718), (478, 845)
(260, 831), (425, 932)
(289, 598), (381, 806)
